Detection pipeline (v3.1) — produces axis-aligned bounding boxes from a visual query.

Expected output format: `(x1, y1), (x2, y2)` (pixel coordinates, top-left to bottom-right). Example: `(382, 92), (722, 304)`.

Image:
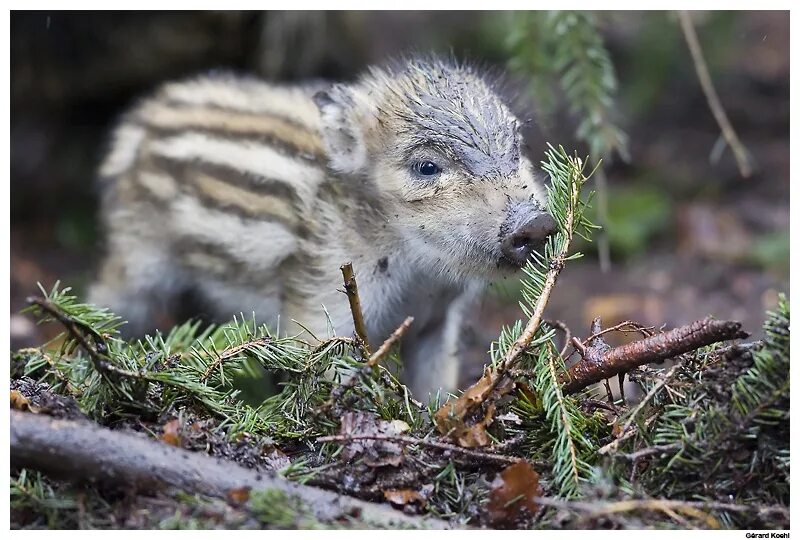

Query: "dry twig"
(314, 316), (417, 415)
(534, 496), (789, 528)
(340, 262), (370, 353)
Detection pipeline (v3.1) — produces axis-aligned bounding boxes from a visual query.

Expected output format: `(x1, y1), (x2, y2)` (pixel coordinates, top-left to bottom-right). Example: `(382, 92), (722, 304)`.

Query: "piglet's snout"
(500, 212), (557, 267)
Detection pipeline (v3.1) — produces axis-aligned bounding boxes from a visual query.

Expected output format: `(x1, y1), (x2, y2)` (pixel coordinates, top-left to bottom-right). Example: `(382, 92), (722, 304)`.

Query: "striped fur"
(91, 59), (553, 398)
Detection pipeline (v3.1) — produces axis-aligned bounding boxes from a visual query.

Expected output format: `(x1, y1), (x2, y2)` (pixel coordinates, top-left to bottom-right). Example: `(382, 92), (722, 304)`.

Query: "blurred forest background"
(10, 11), (789, 388)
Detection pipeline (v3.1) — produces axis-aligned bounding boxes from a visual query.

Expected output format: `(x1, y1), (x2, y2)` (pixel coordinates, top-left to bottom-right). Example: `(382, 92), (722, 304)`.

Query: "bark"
(561, 317), (748, 393)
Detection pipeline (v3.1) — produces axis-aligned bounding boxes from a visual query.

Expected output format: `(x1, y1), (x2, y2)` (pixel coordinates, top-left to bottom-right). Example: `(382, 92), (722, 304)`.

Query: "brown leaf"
(487, 461), (542, 527)
(434, 370), (517, 448)
(226, 486), (251, 505)
(160, 419), (183, 447)
(10, 390), (36, 412)
(383, 488), (425, 509)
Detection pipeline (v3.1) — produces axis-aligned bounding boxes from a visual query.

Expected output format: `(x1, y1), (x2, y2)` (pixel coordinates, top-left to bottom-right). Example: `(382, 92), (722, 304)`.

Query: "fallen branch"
(340, 262), (370, 353)
(10, 411), (451, 529)
(560, 317), (748, 393)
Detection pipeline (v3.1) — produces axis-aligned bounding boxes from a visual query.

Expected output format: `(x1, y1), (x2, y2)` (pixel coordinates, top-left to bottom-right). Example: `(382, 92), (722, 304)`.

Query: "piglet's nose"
(500, 213), (558, 267)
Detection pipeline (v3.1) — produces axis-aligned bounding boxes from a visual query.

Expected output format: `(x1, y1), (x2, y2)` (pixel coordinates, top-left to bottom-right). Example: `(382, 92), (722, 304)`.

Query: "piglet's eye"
(413, 161), (441, 176)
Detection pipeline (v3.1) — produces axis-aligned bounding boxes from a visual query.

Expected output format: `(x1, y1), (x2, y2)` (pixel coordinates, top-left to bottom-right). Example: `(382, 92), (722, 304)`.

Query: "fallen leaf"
(160, 419), (183, 447)
(226, 486), (251, 505)
(383, 488), (425, 509)
(487, 461), (542, 527)
(434, 370), (517, 448)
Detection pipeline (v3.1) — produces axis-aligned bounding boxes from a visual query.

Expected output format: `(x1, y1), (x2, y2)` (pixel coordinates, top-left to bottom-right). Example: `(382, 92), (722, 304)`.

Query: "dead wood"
(10, 410), (452, 529)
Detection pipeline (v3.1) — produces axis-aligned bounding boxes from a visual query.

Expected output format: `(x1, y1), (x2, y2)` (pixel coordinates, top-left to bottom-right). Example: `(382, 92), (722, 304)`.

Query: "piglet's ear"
(313, 85), (367, 174)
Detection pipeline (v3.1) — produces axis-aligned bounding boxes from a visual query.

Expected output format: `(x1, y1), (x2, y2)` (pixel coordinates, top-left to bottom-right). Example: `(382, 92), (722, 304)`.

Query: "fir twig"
(25, 295), (142, 381)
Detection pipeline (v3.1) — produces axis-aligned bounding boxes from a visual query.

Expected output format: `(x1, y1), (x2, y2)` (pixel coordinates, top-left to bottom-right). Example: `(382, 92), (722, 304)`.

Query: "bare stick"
(368, 316), (414, 367)
(10, 411), (451, 529)
(340, 262), (370, 353)
(560, 317), (748, 393)
(618, 442), (682, 461)
(679, 11), (753, 178)
(317, 433), (525, 467)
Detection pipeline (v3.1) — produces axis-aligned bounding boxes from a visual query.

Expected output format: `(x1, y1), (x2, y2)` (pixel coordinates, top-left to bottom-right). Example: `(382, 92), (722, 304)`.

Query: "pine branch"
(534, 341), (590, 497)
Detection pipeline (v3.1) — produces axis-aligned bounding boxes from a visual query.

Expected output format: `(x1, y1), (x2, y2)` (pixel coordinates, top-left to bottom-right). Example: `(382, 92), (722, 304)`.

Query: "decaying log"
(10, 411), (452, 529)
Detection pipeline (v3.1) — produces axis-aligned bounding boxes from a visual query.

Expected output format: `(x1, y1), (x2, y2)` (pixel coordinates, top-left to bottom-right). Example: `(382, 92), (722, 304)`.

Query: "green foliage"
(484, 146), (607, 498)
(602, 184), (672, 257)
(748, 231), (790, 275)
(10, 470), (91, 529)
(20, 284), (401, 442)
(507, 11), (628, 163)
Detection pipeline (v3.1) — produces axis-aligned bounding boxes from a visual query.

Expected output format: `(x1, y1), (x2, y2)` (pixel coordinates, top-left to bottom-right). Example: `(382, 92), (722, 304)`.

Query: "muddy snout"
(500, 211), (557, 267)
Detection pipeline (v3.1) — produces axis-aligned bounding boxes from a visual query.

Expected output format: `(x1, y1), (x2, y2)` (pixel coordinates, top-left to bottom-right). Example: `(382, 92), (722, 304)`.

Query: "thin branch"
(583, 320), (655, 344)
(367, 316), (414, 367)
(545, 319), (573, 360)
(317, 433), (524, 467)
(594, 166), (612, 273)
(10, 411), (451, 529)
(678, 10), (753, 178)
(340, 262), (370, 353)
(618, 442), (682, 461)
